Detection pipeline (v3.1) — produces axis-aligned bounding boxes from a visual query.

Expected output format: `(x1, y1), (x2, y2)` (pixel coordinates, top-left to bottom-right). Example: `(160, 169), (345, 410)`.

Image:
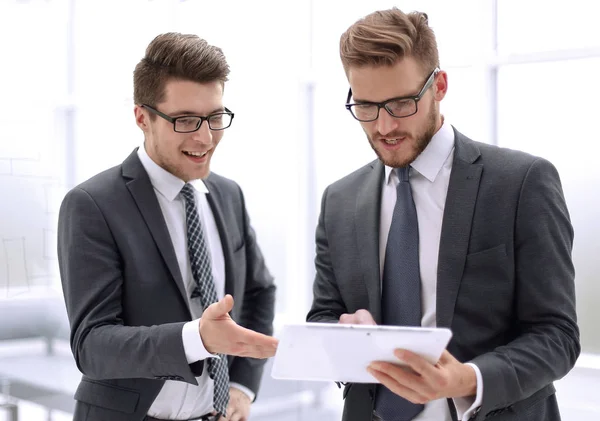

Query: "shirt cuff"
(182, 318), (217, 364)
(453, 362), (483, 421)
(230, 382), (256, 402)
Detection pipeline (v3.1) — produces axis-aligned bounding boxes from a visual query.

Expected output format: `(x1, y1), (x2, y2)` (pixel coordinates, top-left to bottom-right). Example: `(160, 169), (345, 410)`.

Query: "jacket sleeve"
(306, 185), (348, 324)
(58, 187), (200, 385)
(471, 158), (580, 419)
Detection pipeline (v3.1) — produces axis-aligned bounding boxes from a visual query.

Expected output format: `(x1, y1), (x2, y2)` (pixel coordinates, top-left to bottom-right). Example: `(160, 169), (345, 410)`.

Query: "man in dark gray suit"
(58, 33), (277, 421)
(307, 8), (580, 421)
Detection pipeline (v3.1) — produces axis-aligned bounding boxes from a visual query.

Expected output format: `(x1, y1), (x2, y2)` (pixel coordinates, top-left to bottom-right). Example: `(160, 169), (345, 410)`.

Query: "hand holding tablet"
(271, 322), (452, 383)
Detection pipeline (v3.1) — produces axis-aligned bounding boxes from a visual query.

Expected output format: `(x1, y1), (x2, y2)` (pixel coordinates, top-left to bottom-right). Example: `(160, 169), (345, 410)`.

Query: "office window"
(72, 0), (176, 182)
(0, 0), (69, 293)
(497, 0), (600, 55)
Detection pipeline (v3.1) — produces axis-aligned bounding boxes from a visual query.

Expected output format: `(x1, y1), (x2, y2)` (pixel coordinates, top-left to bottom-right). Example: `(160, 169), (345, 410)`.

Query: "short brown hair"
(340, 8), (439, 74)
(133, 32), (230, 107)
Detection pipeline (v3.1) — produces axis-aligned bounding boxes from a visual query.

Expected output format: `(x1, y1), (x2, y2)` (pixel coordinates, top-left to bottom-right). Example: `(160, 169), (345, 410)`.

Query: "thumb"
(218, 294), (234, 314)
(205, 294), (234, 319)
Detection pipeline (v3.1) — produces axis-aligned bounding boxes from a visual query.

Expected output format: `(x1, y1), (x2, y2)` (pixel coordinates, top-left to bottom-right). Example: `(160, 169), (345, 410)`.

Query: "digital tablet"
(271, 323), (452, 383)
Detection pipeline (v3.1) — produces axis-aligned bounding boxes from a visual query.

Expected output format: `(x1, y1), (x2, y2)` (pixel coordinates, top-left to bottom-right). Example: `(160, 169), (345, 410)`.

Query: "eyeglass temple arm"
(345, 88), (353, 107)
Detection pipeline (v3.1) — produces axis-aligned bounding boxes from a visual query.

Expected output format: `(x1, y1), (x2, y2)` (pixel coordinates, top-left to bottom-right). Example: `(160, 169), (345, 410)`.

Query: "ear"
(134, 105), (150, 132)
(433, 70), (448, 101)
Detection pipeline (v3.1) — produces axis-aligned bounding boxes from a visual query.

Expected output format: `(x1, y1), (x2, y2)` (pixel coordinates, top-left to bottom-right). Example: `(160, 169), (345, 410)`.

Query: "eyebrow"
(352, 96), (378, 104)
(169, 107), (225, 116)
(353, 91), (417, 104)
(352, 74), (431, 104)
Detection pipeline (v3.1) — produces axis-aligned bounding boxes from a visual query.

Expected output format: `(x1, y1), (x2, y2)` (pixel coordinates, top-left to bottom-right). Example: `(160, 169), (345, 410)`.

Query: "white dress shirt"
(379, 119), (483, 421)
(137, 146), (253, 420)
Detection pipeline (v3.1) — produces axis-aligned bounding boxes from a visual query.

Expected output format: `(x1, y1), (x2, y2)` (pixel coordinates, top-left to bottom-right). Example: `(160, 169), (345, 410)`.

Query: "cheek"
(159, 133), (185, 152)
(406, 111), (428, 131)
(360, 122), (377, 136)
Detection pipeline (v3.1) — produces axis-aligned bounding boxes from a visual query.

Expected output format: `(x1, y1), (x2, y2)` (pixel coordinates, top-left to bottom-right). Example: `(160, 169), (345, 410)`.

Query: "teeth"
(186, 151), (207, 157)
(383, 138), (400, 145)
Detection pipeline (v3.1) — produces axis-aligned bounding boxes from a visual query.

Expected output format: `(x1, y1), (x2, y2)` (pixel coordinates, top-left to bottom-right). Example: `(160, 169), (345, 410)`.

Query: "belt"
(144, 415), (218, 421)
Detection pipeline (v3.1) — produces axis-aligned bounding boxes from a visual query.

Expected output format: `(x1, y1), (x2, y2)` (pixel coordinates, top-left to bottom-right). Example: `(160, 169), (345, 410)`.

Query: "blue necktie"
(374, 167), (424, 421)
(180, 183), (229, 417)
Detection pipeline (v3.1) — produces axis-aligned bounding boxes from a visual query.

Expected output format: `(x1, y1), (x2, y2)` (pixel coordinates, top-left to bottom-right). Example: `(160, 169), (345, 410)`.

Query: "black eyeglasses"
(345, 68), (440, 122)
(141, 104), (235, 132)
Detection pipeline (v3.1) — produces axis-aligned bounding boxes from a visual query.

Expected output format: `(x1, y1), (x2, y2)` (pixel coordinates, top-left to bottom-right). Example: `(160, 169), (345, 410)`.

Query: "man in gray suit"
(307, 8), (580, 421)
(58, 33), (277, 421)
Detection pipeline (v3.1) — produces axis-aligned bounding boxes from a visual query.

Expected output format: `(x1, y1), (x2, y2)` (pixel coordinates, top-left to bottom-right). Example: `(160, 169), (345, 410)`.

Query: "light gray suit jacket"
(58, 149), (276, 421)
(307, 129), (580, 421)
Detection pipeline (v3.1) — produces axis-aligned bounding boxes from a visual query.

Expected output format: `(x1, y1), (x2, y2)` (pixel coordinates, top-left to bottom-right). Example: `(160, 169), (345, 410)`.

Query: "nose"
(375, 109), (399, 137)
(191, 121), (213, 145)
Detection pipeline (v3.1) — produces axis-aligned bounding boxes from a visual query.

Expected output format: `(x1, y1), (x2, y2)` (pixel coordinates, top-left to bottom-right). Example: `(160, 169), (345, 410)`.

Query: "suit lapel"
(203, 177), (236, 300)
(355, 161), (385, 324)
(121, 149), (190, 310)
(436, 130), (483, 328)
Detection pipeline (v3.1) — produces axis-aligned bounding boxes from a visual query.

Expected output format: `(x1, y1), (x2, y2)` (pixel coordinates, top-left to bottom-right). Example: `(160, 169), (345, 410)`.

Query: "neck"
(435, 114), (445, 133)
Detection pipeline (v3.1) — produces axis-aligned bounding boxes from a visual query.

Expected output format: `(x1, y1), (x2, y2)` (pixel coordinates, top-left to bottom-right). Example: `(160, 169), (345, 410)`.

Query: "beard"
(367, 100), (439, 168)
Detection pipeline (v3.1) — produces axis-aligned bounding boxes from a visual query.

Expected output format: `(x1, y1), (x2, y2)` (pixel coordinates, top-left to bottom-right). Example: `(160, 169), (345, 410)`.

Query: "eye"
(177, 117), (197, 125)
(388, 99), (413, 111)
(352, 104), (377, 117)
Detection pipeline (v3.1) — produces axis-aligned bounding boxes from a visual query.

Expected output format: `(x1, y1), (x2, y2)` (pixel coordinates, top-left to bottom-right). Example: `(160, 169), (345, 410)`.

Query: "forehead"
(347, 58), (425, 102)
(161, 79), (224, 113)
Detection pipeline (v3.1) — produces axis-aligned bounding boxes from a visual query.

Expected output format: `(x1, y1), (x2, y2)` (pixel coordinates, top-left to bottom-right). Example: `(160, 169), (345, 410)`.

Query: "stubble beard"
(368, 102), (439, 168)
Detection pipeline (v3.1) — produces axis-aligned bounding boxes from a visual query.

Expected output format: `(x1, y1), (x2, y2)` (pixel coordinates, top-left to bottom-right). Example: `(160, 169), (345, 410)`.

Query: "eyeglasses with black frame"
(141, 104), (235, 132)
(345, 68), (440, 122)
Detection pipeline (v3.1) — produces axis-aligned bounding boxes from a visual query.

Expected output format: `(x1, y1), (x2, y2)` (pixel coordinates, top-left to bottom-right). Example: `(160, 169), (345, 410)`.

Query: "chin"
(181, 163), (211, 181)
(376, 149), (416, 168)
(194, 168), (211, 180)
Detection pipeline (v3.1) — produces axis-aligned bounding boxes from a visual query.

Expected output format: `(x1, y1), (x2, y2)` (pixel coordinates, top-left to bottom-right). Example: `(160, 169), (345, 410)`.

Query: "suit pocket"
(464, 244), (509, 279)
(455, 244), (513, 343)
(467, 244), (506, 258)
(74, 378), (140, 414)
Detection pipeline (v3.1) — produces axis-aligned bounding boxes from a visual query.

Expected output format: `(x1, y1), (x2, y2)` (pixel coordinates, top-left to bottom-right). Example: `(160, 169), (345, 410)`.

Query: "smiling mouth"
(183, 150), (208, 157)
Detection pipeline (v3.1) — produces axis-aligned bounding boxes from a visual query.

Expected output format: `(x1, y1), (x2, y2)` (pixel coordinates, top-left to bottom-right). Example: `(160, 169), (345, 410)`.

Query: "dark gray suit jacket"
(307, 129), (580, 421)
(58, 149), (276, 421)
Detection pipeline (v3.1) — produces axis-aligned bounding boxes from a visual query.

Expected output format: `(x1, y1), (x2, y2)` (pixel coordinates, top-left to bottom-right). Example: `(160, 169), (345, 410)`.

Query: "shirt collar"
(137, 145), (209, 202)
(385, 118), (455, 184)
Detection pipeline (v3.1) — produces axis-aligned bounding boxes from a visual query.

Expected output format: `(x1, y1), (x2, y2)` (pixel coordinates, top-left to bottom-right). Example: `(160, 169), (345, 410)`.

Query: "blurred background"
(0, 0), (599, 420)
